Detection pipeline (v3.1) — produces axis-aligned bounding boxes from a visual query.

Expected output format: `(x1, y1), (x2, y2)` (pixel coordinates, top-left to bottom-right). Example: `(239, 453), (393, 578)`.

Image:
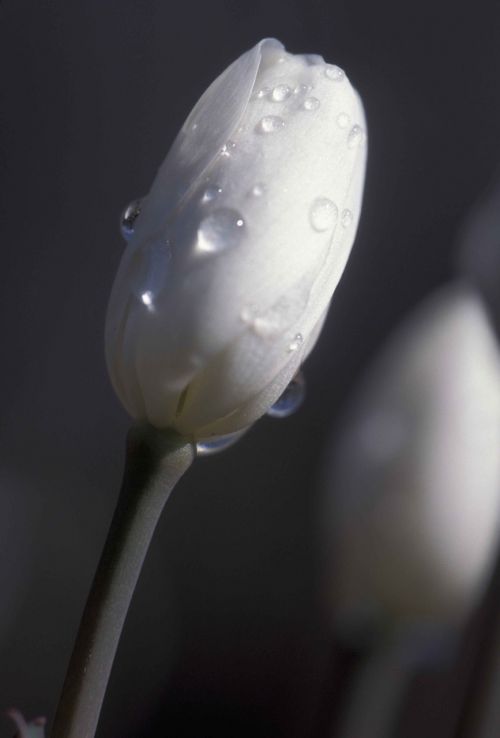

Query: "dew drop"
(325, 64), (345, 81)
(197, 209), (245, 254)
(255, 86), (270, 99)
(131, 239), (172, 310)
(271, 84), (292, 102)
(341, 209), (353, 228)
(267, 372), (305, 419)
(256, 115), (285, 134)
(201, 185), (222, 204)
(196, 430), (247, 456)
(287, 333), (304, 352)
(336, 112), (350, 129)
(293, 83), (311, 95)
(347, 124), (366, 149)
(220, 140), (237, 157)
(191, 122), (198, 131)
(120, 198), (143, 240)
(251, 183), (265, 197)
(309, 197), (338, 232)
(303, 96), (320, 111)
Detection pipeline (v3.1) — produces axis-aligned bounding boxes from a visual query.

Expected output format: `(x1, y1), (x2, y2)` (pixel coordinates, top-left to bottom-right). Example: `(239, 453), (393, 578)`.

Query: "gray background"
(1, 1), (500, 736)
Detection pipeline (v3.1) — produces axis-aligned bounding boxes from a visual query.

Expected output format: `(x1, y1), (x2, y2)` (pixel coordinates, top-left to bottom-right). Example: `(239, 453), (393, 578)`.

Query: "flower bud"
(322, 285), (500, 633)
(106, 38), (367, 438)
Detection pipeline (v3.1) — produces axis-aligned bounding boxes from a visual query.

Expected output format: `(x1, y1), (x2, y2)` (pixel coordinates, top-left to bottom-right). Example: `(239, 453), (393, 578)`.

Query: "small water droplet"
(254, 86), (270, 99)
(287, 333), (304, 352)
(341, 209), (353, 228)
(197, 209), (246, 254)
(336, 112), (350, 129)
(309, 197), (338, 232)
(220, 140), (237, 157)
(267, 372), (305, 418)
(141, 291), (154, 308)
(120, 198), (143, 240)
(347, 124), (366, 149)
(131, 239), (172, 309)
(201, 185), (223, 204)
(293, 83), (311, 95)
(256, 116), (285, 134)
(305, 54), (324, 65)
(191, 122), (198, 131)
(251, 183), (265, 197)
(325, 64), (345, 81)
(271, 84), (292, 102)
(303, 97), (320, 111)
(196, 430), (247, 456)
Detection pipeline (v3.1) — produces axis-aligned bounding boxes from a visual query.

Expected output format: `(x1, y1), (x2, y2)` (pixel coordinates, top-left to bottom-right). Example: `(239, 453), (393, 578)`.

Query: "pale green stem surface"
(51, 423), (195, 738)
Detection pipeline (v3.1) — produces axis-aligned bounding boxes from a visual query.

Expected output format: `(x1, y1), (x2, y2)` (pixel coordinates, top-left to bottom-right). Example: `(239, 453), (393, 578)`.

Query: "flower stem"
(51, 423), (195, 738)
(336, 632), (413, 738)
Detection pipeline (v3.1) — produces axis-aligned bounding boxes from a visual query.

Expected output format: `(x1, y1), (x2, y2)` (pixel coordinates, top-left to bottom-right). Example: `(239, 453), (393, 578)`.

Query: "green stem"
(51, 423), (195, 738)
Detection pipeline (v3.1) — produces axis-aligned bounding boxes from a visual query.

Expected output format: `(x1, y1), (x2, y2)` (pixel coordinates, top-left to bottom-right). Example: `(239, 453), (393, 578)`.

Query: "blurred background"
(1, 1), (500, 736)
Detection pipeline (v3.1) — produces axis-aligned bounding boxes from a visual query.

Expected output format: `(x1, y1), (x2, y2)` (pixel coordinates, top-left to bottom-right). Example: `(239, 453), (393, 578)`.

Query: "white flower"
(106, 38), (367, 439)
(322, 285), (500, 633)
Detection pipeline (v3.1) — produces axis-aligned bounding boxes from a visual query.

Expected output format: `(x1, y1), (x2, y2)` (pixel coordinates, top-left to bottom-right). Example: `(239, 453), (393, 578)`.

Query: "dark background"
(1, 1), (500, 736)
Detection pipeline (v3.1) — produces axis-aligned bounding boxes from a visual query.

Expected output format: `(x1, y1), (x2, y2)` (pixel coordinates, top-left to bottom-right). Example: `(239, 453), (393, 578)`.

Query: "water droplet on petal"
(132, 240), (172, 310)
(271, 84), (292, 102)
(325, 64), (345, 81)
(220, 140), (237, 157)
(256, 116), (285, 134)
(267, 372), (305, 418)
(196, 429), (247, 456)
(341, 209), (354, 228)
(201, 185), (223, 204)
(120, 198), (143, 240)
(309, 198), (338, 232)
(347, 124), (366, 149)
(305, 54), (324, 65)
(287, 333), (304, 352)
(303, 97), (320, 111)
(251, 183), (265, 197)
(197, 209), (245, 254)
(336, 112), (350, 129)
(293, 83), (311, 95)
(254, 86), (270, 99)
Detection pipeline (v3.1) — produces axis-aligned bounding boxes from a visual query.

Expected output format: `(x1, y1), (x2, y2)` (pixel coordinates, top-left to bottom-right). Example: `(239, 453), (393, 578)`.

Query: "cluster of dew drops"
(118, 60), (365, 454)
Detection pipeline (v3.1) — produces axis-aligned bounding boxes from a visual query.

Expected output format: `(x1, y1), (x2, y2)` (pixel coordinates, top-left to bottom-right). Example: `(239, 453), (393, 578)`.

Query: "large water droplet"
(287, 333), (304, 352)
(197, 209), (245, 254)
(120, 198), (143, 240)
(196, 429), (247, 456)
(325, 64), (345, 81)
(341, 209), (353, 228)
(309, 198), (338, 232)
(267, 372), (305, 418)
(201, 185), (222, 204)
(257, 116), (285, 134)
(303, 97), (320, 111)
(271, 84), (292, 102)
(347, 125), (366, 149)
(336, 112), (350, 129)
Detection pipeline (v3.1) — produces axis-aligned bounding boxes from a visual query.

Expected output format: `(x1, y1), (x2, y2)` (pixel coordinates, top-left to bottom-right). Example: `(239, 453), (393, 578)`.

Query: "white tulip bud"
(322, 285), (500, 634)
(105, 38), (367, 439)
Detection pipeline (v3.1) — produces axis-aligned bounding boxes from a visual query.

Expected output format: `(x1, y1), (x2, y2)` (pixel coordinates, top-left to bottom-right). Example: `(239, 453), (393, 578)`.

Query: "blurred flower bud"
(106, 38), (367, 439)
(321, 285), (500, 638)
